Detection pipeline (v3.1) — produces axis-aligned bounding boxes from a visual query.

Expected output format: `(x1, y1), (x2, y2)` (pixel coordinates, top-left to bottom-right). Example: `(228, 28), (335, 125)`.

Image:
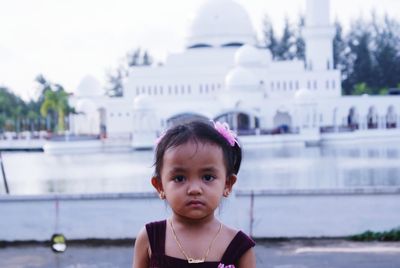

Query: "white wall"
(1, 189), (399, 241)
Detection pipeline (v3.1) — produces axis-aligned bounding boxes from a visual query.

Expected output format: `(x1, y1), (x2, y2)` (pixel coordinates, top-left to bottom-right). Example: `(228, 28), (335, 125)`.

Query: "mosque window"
(136, 87), (140, 95)
(142, 87), (146, 94)
(295, 81), (299, 90)
(181, 85), (185, 94)
(326, 80), (330, 89)
(277, 81), (280, 90)
(168, 86), (172, 94)
(221, 42), (244, 47)
(289, 81), (293, 90)
(217, 84), (221, 89)
(307, 81), (311, 89)
(205, 85), (209, 93)
(188, 44), (212, 49)
(313, 81), (317, 90)
(188, 85), (191, 94)
(174, 85), (178, 94)
(270, 82), (274, 90)
(148, 88), (152, 95)
(126, 113), (130, 117)
(154, 86), (158, 95)
(332, 80), (336, 89)
(118, 113), (122, 117)
(283, 82), (287, 91)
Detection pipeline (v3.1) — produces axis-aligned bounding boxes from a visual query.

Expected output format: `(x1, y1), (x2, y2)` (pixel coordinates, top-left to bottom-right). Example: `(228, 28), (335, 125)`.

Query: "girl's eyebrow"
(167, 166), (218, 174)
(200, 166), (218, 172)
(168, 167), (187, 173)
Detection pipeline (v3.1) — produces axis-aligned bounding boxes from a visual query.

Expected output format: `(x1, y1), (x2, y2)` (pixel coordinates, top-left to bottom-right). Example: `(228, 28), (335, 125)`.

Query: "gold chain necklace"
(169, 219), (222, 263)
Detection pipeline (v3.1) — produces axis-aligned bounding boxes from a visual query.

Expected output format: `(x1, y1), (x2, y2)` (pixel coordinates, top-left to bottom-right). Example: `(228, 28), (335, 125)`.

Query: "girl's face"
(152, 141), (236, 221)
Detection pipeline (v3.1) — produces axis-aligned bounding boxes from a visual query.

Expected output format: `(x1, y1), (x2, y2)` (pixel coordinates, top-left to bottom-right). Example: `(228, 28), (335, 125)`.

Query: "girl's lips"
(186, 200), (205, 206)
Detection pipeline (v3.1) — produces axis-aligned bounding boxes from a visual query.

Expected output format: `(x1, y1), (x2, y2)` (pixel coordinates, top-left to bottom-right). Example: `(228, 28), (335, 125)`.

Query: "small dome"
(75, 75), (103, 97)
(234, 44), (271, 67)
(225, 66), (259, 91)
(75, 99), (98, 114)
(133, 95), (154, 110)
(294, 88), (313, 99)
(186, 0), (256, 48)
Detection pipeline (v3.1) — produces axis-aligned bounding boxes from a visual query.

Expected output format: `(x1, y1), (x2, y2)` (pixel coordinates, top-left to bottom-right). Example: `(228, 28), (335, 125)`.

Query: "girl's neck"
(171, 213), (217, 229)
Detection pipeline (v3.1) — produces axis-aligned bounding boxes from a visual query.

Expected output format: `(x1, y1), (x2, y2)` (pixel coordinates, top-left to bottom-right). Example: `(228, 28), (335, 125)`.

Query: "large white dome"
(294, 88), (313, 100)
(75, 99), (98, 114)
(75, 75), (103, 97)
(225, 66), (260, 91)
(133, 95), (154, 110)
(186, 0), (256, 48)
(235, 44), (272, 67)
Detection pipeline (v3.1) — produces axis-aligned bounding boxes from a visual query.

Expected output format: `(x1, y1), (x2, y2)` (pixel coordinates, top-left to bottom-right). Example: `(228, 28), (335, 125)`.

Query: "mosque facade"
(69, 0), (400, 148)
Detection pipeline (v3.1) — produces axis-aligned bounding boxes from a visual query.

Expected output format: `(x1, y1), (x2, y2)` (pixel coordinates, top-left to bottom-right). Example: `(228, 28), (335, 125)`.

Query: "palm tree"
(40, 86), (69, 133)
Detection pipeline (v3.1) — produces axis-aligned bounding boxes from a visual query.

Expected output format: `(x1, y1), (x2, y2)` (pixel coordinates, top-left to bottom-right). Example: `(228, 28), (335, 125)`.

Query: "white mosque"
(69, 0), (400, 149)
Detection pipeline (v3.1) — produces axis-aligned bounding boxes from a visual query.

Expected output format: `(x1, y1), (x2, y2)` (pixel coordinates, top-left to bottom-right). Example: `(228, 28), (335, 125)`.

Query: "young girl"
(133, 120), (256, 268)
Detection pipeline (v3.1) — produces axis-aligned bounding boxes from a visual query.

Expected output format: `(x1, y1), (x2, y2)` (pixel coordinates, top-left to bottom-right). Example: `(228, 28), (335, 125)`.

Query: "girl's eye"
(173, 175), (185, 183)
(203, 174), (215, 182)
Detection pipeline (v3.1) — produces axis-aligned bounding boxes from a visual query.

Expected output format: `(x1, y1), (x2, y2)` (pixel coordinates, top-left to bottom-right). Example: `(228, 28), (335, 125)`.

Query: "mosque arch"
(386, 105), (397, 128)
(332, 107), (338, 127)
(347, 106), (359, 130)
(98, 107), (107, 139)
(166, 113), (210, 128)
(273, 111), (293, 134)
(367, 106), (378, 129)
(214, 110), (260, 135)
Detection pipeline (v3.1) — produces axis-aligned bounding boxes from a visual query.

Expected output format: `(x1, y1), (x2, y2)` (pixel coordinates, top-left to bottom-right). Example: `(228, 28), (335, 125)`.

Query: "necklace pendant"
(188, 258), (205, 263)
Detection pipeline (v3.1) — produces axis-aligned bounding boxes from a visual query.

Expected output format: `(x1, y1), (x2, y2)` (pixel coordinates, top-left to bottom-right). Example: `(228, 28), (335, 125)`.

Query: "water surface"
(1, 141), (400, 195)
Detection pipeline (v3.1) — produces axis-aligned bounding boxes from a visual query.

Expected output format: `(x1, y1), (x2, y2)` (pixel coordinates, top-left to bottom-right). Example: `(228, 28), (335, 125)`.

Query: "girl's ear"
(224, 174), (237, 197)
(151, 176), (164, 193)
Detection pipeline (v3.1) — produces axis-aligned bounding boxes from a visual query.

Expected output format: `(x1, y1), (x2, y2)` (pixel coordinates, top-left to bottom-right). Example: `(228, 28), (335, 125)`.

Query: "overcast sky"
(0, 0), (399, 100)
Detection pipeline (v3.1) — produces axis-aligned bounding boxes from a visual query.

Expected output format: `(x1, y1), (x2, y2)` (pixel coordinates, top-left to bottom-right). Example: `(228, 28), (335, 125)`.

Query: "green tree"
(36, 75), (71, 133)
(261, 15), (279, 59)
(372, 15), (400, 89)
(0, 87), (27, 132)
(342, 19), (375, 94)
(333, 20), (346, 70)
(105, 66), (126, 97)
(40, 86), (69, 132)
(276, 18), (297, 60)
(106, 47), (154, 97)
(295, 15), (306, 60)
(353, 83), (371, 95)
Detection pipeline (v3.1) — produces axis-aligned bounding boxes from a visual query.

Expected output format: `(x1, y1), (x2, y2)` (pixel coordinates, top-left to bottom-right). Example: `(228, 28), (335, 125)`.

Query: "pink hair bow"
(213, 121), (239, 147)
(155, 132), (166, 145)
(218, 263), (235, 268)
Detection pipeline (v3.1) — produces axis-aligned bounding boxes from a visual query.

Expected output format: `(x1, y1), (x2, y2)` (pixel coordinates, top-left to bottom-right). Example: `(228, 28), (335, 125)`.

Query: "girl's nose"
(187, 180), (202, 195)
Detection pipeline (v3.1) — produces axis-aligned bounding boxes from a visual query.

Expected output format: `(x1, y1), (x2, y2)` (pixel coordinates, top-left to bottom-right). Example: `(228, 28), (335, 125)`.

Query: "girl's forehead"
(164, 140), (222, 158)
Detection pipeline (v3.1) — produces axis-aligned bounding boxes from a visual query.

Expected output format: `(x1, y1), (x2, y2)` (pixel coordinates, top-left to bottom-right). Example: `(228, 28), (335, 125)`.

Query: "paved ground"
(0, 239), (399, 268)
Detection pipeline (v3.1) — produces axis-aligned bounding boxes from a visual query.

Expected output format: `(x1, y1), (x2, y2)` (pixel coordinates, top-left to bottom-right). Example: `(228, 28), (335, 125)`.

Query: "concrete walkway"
(0, 239), (399, 268)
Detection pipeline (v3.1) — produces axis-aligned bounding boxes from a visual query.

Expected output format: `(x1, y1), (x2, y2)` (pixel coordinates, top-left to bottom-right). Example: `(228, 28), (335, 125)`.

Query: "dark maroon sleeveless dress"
(146, 220), (255, 268)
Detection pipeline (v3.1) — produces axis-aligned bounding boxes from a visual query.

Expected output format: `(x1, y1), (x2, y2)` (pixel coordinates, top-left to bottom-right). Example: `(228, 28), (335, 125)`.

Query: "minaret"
(302, 0), (335, 71)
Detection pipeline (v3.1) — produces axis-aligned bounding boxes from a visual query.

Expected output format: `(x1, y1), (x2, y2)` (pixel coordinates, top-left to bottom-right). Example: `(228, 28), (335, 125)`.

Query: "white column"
(302, 0), (335, 71)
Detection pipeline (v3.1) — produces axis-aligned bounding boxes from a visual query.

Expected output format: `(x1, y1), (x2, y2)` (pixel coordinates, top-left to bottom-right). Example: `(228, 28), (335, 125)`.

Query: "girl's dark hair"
(154, 120), (242, 179)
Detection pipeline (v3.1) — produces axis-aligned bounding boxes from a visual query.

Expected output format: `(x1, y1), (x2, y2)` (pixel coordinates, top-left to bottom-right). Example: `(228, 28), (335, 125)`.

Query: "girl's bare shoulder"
(133, 227), (151, 268)
(219, 223), (242, 246)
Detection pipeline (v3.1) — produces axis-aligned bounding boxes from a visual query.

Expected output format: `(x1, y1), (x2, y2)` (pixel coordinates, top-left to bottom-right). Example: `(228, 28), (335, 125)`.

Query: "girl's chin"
(175, 211), (215, 221)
